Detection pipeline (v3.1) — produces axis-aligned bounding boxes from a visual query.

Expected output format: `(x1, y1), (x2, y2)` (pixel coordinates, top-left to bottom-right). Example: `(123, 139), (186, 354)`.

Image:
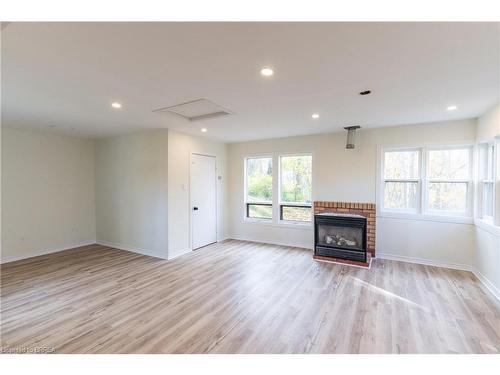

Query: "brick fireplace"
(313, 201), (376, 262)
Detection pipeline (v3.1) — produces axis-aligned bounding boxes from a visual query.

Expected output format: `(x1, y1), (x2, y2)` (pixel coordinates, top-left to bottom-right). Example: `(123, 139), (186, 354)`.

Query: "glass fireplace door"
(317, 224), (363, 251)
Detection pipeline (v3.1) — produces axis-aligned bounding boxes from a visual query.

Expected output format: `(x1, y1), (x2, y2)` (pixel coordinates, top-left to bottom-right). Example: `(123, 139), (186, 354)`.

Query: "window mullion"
(383, 178), (420, 183)
(273, 153), (279, 224)
(493, 143), (497, 225)
(478, 142), (496, 221)
(428, 179), (470, 183)
(421, 146), (427, 215)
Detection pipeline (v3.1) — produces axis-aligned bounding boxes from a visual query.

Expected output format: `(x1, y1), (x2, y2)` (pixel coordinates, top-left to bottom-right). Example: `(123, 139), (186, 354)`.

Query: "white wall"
(474, 103), (500, 298)
(377, 218), (475, 267)
(228, 119), (477, 266)
(477, 103), (500, 142)
(1, 127), (96, 262)
(2, 115), (497, 300)
(474, 224), (500, 298)
(167, 129), (228, 259)
(2, 127), (227, 262)
(95, 130), (169, 259)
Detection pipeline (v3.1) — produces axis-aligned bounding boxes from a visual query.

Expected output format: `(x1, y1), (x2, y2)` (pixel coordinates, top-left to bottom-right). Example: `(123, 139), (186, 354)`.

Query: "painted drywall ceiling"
(2, 22), (499, 142)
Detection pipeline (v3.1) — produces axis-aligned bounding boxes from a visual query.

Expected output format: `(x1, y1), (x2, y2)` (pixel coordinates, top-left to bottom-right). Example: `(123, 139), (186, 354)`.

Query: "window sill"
(279, 220), (313, 229)
(377, 211), (474, 225)
(243, 218), (313, 230)
(475, 218), (500, 237)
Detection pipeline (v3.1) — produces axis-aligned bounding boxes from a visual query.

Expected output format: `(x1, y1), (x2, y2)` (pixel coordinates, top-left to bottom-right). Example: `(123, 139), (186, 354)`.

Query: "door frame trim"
(189, 152), (218, 250)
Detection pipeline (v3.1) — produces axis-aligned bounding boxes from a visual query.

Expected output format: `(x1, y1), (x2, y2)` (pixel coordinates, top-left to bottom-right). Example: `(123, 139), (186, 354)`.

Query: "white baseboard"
(217, 234), (230, 242)
(376, 252), (473, 272)
(377, 252), (500, 303)
(227, 234), (313, 250)
(0, 240), (96, 264)
(314, 256), (373, 269)
(472, 267), (500, 302)
(96, 240), (168, 260)
(168, 247), (192, 260)
(168, 238), (234, 260)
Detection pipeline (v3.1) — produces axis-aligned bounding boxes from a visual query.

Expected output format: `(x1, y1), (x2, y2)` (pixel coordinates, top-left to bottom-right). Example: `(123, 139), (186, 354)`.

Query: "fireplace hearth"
(314, 213), (367, 262)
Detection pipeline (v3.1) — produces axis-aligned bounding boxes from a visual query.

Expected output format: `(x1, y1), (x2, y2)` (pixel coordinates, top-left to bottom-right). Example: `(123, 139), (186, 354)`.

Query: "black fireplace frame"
(314, 214), (367, 262)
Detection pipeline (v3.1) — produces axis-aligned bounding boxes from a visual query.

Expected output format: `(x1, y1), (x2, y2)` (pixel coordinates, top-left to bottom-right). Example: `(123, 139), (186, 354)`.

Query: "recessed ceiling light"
(260, 67), (274, 77)
(201, 128), (208, 133)
(111, 102), (122, 109)
(446, 105), (457, 111)
(311, 113), (320, 119)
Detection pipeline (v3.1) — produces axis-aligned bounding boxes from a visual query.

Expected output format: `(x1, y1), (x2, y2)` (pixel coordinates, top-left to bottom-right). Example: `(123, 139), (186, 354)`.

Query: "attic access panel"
(154, 99), (233, 121)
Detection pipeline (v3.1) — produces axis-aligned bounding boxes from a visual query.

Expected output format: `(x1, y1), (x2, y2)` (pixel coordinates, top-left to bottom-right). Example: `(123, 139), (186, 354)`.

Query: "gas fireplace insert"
(314, 213), (367, 262)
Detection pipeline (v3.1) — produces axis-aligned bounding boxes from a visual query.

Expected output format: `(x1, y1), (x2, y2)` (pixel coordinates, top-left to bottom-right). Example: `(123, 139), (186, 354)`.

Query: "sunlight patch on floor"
(350, 276), (431, 313)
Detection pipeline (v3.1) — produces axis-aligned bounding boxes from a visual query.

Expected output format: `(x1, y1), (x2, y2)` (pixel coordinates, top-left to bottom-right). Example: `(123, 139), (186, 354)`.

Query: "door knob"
(193, 207), (199, 211)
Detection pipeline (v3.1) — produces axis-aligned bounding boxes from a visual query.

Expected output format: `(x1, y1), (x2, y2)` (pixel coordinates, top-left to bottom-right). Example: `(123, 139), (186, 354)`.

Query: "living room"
(1, 2), (499, 373)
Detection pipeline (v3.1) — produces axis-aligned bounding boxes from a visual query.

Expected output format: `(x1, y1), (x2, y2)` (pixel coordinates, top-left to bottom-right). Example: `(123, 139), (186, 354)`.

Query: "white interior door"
(191, 154), (217, 249)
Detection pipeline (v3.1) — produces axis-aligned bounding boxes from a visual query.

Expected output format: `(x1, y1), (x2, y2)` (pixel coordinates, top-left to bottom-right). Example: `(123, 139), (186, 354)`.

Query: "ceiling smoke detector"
(344, 126), (361, 149)
(154, 98), (233, 122)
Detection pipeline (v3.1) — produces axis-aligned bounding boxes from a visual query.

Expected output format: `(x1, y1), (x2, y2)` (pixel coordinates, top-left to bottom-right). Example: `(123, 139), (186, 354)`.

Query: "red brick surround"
(314, 201), (376, 257)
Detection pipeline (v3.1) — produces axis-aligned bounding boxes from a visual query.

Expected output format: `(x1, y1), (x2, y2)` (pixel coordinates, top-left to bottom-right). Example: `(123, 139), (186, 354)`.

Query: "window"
(479, 143), (495, 220)
(245, 157), (273, 220)
(279, 154), (312, 222)
(426, 147), (471, 214)
(244, 153), (313, 224)
(382, 149), (421, 212)
(380, 145), (473, 219)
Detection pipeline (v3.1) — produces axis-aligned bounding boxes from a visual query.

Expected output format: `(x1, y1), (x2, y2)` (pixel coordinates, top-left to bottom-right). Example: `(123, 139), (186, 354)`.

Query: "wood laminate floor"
(1, 240), (499, 354)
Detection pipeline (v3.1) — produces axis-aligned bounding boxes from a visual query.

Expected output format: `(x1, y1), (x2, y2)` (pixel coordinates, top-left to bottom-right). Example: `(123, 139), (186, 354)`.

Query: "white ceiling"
(2, 22), (499, 142)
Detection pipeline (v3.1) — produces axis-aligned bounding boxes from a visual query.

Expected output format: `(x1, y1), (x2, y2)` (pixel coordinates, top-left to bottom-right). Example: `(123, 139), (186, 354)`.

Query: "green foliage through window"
(246, 157), (272, 202)
(280, 155), (312, 203)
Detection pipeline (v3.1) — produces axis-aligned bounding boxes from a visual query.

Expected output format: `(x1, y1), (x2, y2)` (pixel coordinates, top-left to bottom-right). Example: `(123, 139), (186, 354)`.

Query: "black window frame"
(246, 203), (273, 220)
(279, 204), (312, 222)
